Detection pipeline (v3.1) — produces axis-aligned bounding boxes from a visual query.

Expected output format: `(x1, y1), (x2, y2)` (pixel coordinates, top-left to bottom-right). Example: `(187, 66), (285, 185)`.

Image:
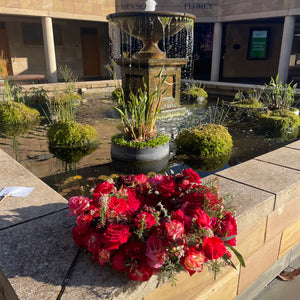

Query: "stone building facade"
(1, 0), (300, 84)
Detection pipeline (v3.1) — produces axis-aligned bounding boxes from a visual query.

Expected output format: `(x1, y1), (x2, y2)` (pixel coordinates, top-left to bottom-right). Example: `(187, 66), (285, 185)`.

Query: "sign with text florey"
(248, 28), (270, 60)
(115, 0), (218, 18)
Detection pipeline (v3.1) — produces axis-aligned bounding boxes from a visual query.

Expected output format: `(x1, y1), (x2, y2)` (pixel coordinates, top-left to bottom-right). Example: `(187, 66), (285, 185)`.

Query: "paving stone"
(285, 140), (300, 150)
(216, 159), (300, 209)
(61, 250), (159, 300)
(0, 150), (68, 229)
(0, 210), (78, 300)
(255, 146), (300, 170)
(203, 176), (274, 233)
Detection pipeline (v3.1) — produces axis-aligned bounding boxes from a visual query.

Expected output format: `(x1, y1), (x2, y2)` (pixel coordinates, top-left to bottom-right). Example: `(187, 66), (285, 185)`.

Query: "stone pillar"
(278, 15), (295, 83)
(42, 16), (57, 83)
(210, 22), (223, 82)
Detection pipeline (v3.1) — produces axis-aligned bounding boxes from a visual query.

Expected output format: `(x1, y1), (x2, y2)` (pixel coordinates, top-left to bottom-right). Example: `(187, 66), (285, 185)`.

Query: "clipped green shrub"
(47, 120), (98, 147)
(111, 133), (169, 149)
(175, 124), (233, 157)
(257, 109), (300, 137)
(0, 101), (40, 126)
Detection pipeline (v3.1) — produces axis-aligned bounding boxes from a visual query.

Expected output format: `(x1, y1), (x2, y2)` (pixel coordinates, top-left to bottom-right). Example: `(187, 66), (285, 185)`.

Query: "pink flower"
(68, 196), (90, 215)
(165, 220), (185, 241)
(146, 235), (167, 268)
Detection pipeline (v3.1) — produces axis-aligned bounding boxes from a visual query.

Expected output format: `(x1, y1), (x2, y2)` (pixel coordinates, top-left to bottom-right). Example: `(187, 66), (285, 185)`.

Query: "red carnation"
(102, 224), (130, 250)
(165, 220), (185, 241)
(181, 246), (207, 275)
(202, 237), (226, 260)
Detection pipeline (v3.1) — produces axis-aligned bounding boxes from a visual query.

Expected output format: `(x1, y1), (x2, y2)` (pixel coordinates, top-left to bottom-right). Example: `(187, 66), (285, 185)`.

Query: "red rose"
(202, 237), (226, 260)
(102, 224), (130, 250)
(193, 209), (211, 228)
(128, 262), (153, 281)
(218, 213), (237, 246)
(94, 181), (114, 194)
(76, 214), (93, 230)
(93, 248), (111, 266)
(108, 196), (129, 217)
(68, 196), (90, 215)
(146, 234), (167, 268)
(182, 168), (202, 184)
(112, 253), (126, 271)
(134, 212), (156, 229)
(83, 231), (102, 253)
(181, 246), (207, 275)
(157, 175), (177, 197)
(165, 220), (185, 241)
(72, 226), (85, 247)
(126, 188), (141, 213)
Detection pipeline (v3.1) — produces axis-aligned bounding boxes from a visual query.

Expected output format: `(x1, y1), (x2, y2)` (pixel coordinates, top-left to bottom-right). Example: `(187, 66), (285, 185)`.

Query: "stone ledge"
(0, 137), (299, 299)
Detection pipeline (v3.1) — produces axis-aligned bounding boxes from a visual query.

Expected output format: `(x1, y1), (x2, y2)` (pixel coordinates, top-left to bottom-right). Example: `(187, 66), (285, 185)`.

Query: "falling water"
(145, 0), (157, 11)
(158, 16), (172, 52)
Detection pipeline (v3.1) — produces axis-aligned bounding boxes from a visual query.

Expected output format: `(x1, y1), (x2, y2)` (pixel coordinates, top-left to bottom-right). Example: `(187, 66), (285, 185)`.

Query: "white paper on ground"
(0, 186), (34, 197)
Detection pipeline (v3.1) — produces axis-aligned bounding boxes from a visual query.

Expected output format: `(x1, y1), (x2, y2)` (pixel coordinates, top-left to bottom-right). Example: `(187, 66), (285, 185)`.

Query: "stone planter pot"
(111, 141), (170, 162)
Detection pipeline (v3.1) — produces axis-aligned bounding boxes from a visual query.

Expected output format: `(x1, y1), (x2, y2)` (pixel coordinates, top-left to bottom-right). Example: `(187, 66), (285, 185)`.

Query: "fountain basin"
(107, 11), (195, 58)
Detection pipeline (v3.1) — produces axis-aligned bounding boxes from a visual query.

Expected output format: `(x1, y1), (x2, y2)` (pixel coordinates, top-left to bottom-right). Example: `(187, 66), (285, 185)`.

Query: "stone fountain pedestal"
(117, 57), (188, 111)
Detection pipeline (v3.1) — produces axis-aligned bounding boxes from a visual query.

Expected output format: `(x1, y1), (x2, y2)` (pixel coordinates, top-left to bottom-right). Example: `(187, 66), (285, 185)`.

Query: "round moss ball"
(47, 120), (98, 147)
(175, 124), (233, 157)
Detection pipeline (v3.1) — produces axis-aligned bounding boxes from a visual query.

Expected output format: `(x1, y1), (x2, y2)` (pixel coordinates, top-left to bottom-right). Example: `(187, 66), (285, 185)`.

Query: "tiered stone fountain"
(106, 11), (195, 110)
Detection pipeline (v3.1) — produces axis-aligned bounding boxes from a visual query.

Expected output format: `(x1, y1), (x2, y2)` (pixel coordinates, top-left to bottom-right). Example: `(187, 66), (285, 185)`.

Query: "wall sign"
(248, 28), (270, 60)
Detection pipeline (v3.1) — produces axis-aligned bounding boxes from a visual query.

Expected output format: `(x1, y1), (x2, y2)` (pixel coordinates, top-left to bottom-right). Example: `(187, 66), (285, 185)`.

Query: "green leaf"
(222, 253), (237, 270)
(226, 244), (246, 268)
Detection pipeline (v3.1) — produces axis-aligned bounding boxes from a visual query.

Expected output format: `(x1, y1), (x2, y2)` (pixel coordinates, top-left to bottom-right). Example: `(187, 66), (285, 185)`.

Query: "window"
(247, 27), (270, 60)
(22, 23), (63, 45)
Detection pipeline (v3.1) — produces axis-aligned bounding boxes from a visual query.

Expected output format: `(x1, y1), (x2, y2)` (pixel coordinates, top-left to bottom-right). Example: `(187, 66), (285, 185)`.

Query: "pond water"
(0, 95), (297, 198)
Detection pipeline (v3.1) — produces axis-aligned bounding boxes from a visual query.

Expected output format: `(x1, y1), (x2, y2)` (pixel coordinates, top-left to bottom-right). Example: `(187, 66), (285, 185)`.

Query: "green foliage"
(0, 101), (40, 125)
(113, 68), (168, 141)
(233, 89), (264, 108)
(50, 91), (82, 122)
(111, 133), (169, 149)
(176, 124), (233, 157)
(59, 64), (77, 94)
(262, 75), (297, 110)
(181, 83), (208, 103)
(47, 120), (98, 147)
(258, 109), (300, 137)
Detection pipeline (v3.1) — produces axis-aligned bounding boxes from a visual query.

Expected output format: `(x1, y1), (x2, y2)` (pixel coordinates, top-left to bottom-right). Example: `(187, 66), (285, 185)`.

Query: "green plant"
(175, 124), (233, 157)
(257, 109), (300, 137)
(113, 68), (168, 141)
(181, 83), (208, 103)
(59, 64), (77, 94)
(47, 120), (98, 147)
(233, 89), (264, 108)
(26, 86), (49, 104)
(262, 75), (297, 110)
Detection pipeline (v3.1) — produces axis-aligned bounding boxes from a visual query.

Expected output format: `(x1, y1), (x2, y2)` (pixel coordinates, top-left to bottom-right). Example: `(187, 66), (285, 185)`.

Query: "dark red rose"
(218, 213), (237, 246)
(181, 246), (207, 275)
(83, 231), (102, 253)
(102, 224), (130, 250)
(156, 175), (177, 197)
(76, 214), (93, 231)
(112, 253), (126, 271)
(128, 262), (153, 281)
(72, 226), (85, 247)
(202, 237), (226, 260)
(182, 168), (202, 183)
(93, 248), (111, 266)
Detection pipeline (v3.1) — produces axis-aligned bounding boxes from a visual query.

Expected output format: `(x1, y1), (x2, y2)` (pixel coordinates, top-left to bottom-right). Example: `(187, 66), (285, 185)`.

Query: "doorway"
(80, 27), (101, 79)
(0, 22), (12, 75)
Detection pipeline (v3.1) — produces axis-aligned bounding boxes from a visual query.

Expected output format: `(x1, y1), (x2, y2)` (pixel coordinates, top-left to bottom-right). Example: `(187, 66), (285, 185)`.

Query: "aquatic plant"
(181, 83), (208, 104)
(175, 124), (233, 157)
(262, 75), (297, 110)
(47, 120), (98, 147)
(112, 68), (169, 143)
(233, 89), (264, 108)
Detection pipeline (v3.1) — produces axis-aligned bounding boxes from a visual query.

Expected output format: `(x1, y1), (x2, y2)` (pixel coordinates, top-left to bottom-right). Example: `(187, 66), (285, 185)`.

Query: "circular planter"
(111, 142), (170, 162)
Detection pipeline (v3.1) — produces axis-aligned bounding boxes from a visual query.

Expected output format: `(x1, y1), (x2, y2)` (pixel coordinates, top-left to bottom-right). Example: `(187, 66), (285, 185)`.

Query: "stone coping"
(0, 140), (299, 299)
